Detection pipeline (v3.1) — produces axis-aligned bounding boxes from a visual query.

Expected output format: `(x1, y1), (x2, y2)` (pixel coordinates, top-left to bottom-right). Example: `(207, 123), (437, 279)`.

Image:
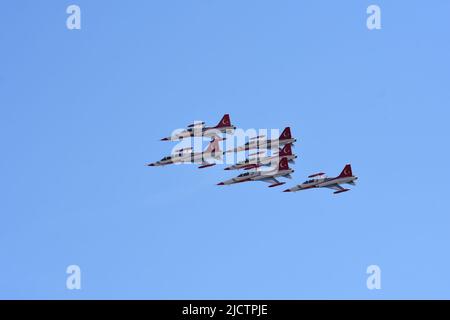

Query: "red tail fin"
(278, 157), (289, 171)
(338, 164), (353, 178)
(279, 144), (292, 156)
(215, 114), (231, 128)
(279, 127), (291, 140)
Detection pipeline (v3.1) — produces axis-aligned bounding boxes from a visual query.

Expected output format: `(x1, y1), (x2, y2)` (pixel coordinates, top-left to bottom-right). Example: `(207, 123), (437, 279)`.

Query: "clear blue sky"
(1, 0), (450, 299)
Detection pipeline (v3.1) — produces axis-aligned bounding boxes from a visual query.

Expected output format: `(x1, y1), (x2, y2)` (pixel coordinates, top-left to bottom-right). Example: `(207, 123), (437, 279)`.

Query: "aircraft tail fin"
(278, 157), (290, 171)
(215, 114), (231, 128)
(279, 143), (293, 156)
(338, 164), (353, 178)
(279, 127), (292, 140)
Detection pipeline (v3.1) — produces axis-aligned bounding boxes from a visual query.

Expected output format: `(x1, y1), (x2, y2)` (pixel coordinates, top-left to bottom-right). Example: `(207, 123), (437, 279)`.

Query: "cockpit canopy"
(237, 172), (251, 178)
(238, 159), (252, 164)
(161, 156), (172, 161)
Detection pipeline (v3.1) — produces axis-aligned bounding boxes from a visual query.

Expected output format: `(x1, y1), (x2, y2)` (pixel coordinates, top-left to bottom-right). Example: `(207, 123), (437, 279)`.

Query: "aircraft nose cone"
(147, 163), (155, 166)
(217, 182), (225, 185)
(283, 189), (291, 192)
(224, 167), (230, 170)
(160, 137), (169, 141)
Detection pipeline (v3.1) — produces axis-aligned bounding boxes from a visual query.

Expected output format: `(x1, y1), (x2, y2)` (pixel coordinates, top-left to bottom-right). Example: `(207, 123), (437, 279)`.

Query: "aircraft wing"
(325, 184), (345, 191)
(260, 177), (285, 188)
(198, 161), (216, 169)
(260, 177), (279, 184)
(325, 184), (350, 194)
(187, 121), (205, 128)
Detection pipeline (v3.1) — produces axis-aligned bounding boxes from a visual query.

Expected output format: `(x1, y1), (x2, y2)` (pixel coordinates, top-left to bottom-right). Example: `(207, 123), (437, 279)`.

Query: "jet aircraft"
(226, 127), (296, 153)
(217, 157), (294, 188)
(283, 164), (357, 194)
(161, 114), (235, 141)
(147, 136), (224, 169)
(224, 143), (297, 171)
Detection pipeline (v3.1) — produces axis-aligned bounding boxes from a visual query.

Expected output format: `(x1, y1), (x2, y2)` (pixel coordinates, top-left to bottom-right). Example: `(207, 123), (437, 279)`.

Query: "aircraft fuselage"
(148, 151), (220, 166)
(225, 154), (297, 170)
(299, 175), (357, 190)
(162, 126), (235, 141)
(219, 168), (293, 185)
(230, 138), (297, 153)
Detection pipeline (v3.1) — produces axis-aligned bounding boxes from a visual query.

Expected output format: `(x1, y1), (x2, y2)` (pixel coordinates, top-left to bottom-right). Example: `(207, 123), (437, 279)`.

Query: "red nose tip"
(217, 182), (225, 185)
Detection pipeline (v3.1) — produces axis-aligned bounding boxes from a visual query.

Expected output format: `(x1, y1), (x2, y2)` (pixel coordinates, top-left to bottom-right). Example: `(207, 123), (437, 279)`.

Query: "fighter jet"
(147, 136), (224, 169)
(283, 164), (357, 194)
(224, 143), (297, 171)
(226, 127), (296, 153)
(160, 114), (236, 141)
(217, 157), (294, 188)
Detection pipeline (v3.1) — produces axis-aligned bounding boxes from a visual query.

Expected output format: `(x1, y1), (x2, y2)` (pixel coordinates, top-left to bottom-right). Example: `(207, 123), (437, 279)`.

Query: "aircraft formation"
(148, 114), (357, 194)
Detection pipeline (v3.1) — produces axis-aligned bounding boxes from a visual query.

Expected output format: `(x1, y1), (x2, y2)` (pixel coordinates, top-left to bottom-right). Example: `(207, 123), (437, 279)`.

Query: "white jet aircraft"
(224, 143), (297, 171)
(283, 164), (357, 194)
(217, 157), (294, 188)
(161, 114), (236, 141)
(147, 136), (224, 169)
(226, 127), (296, 153)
